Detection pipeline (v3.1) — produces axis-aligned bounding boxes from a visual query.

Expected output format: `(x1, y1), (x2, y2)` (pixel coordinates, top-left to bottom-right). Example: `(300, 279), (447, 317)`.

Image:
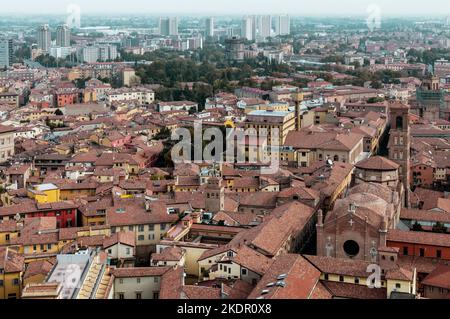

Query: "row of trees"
(407, 48), (450, 65)
(412, 222), (448, 234)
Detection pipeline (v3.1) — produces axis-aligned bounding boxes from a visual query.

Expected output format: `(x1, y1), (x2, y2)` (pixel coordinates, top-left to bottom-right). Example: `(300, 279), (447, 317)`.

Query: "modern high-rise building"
(205, 17), (214, 37)
(274, 15), (291, 36)
(56, 24), (71, 47)
(0, 39), (13, 68)
(225, 37), (245, 62)
(159, 17), (179, 36)
(99, 45), (118, 61)
(78, 46), (99, 63)
(256, 15), (272, 42)
(241, 16), (255, 41)
(37, 24), (51, 53)
(78, 45), (118, 63)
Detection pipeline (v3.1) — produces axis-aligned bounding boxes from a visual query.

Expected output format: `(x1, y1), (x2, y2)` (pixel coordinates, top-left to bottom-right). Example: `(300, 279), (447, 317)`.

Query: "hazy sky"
(1, 0), (449, 16)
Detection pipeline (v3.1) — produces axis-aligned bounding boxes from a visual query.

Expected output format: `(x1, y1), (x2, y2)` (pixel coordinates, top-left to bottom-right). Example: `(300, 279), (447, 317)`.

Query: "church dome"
(348, 182), (394, 204)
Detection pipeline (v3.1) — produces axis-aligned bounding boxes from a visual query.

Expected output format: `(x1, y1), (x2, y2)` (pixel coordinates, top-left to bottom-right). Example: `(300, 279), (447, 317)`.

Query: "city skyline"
(1, 0), (450, 16)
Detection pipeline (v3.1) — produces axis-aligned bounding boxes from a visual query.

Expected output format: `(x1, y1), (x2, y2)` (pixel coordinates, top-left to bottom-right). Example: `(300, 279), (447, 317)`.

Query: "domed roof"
(355, 156), (399, 171)
(325, 182), (398, 229)
(348, 182), (394, 204)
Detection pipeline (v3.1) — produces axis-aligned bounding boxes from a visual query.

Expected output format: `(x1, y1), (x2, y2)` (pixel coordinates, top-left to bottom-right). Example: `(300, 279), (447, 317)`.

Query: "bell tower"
(388, 102), (411, 207)
(205, 176), (224, 213)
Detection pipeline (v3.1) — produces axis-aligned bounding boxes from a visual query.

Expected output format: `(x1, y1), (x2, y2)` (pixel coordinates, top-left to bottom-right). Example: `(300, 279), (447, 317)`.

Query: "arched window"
(396, 116), (403, 130)
(334, 155), (339, 162)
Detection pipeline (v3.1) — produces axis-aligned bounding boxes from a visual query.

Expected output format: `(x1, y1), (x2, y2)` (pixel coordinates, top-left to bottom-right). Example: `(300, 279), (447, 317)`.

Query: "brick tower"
(388, 101), (411, 207)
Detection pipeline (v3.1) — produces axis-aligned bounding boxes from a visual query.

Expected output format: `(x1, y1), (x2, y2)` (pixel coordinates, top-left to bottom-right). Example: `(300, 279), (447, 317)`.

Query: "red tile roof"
(248, 254), (321, 299)
(0, 247), (24, 273)
(422, 265), (450, 290)
(355, 156), (400, 171)
(387, 229), (450, 248)
(321, 281), (387, 299)
(103, 231), (135, 249)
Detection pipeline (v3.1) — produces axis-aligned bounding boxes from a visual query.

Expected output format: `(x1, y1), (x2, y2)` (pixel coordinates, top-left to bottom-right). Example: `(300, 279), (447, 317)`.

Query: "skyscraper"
(56, 24), (71, 47)
(241, 16), (255, 41)
(0, 39), (13, 68)
(274, 15), (290, 36)
(37, 24), (51, 53)
(159, 17), (179, 36)
(256, 15), (272, 42)
(205, 17), (214, 37)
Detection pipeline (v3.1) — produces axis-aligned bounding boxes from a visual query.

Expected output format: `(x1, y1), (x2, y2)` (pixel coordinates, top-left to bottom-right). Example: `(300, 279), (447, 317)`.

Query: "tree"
(153, 128), (171, 141)
(371, 81), (383, 89)
(54, 109), (63, 116)
(367, 97), (385, 104)
(432, 222), (447, 234)
(412, 222), (423, 232)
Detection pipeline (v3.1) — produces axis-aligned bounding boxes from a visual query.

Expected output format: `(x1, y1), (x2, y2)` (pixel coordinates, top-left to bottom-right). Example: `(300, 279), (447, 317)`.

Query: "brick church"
(316, 101), (411, 262)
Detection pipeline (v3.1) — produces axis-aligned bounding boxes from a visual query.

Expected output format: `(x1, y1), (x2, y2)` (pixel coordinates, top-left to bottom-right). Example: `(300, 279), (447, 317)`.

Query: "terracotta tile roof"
(0, 247), (24, 273)
(321, 281), (387, 299)
(250, 201), (314, 256)
(307, 162), (354, 197)
(277, 186), (320, 201)
(213, 211), (260, 227)
(285, 130), (363, 152)
(103, 231), (135, 249)
(0, 219), (20, 232)
(181, 286), (222, 299)
(94, 152), (138, 167)
(387, 229), (450, 248)
(400, 208), (450, 224)
(385, 266), (414, 281)
(348, 182), (395, 204)
(10, 217), (59, 246)
(303, 255), (373, 277)
(23, 259), (55, 279)
(223, 280), (254, 299)
(230, 245), (273, 275)
(151, 246), (184, 262)
(421, 265), (450, 290)
(355, 156), (400, 171)
(309, 281), (333, 299)
(397, 255), (450, 275)
(238, 192), (279, 208)
(106, 198), (178, 227)
(6, 164), (31, 175)
(412, 188), (447, 210)
(172, 192), (206, 210)
(159, 266), (185, 299)
(248, 254), (321, 299)
(0, 124), (16, 134)
(69, 151), (99, 163)
(66, 235), (106, 252)
(58, 224), (109, 241)
(436, 198), (450, 213)
(190, 223), (247, 234)
(0, 201), (78, 217)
